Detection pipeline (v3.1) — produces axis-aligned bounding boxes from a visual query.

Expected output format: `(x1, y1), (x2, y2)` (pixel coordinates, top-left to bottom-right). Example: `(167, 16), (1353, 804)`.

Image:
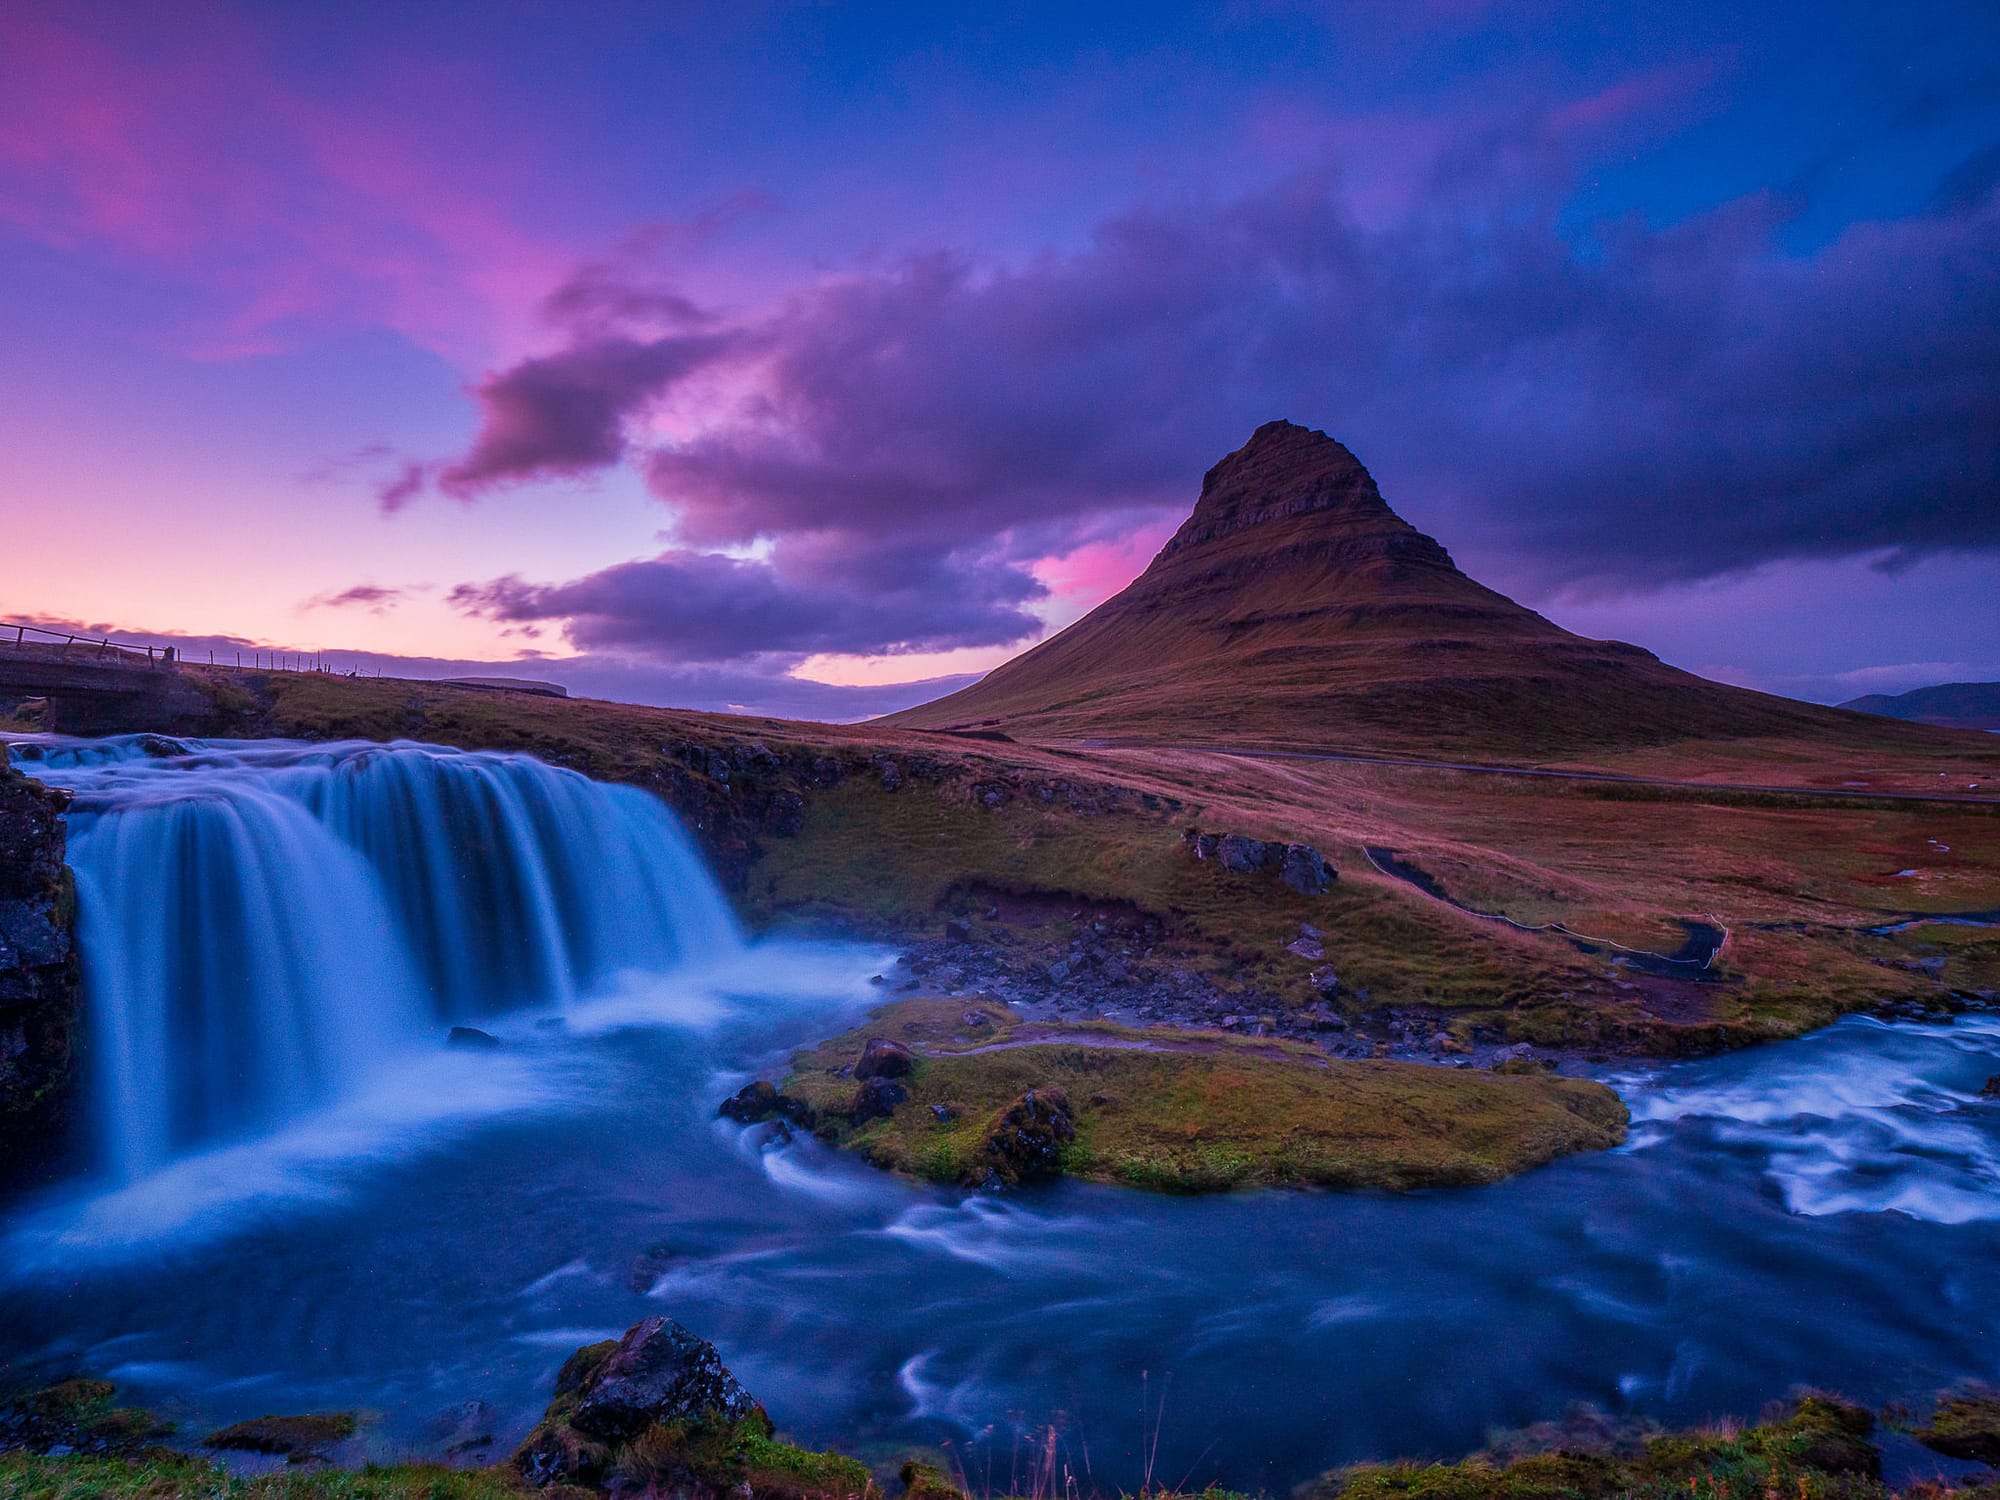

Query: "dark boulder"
(717, 1080), (816, 1127)
(446, 1026), (500, 1050)
(943, 917), (974, 943)
(568, 1317), (765, 1443)
(1281, 843), (1336, 895)
(1982, 1074), (2000, 1099)
(855, 1037), (916, 1080)
(850, 1076), (909, 1124)
(973, 1086), (1074, 1186)
(1217, 834), (1270, 873)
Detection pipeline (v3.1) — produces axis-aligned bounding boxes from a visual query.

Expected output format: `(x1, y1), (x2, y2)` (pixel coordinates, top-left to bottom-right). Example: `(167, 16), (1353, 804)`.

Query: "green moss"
(603, 1416), (873, 1500)
(779, 999), (1627, 1193)
(1913, 1388), (2000, 1465)
(1302, 1397), (1884, 1500)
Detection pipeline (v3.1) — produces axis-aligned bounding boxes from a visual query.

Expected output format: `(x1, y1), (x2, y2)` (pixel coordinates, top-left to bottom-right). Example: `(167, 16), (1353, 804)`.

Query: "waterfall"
(11, 736), (740, 1180)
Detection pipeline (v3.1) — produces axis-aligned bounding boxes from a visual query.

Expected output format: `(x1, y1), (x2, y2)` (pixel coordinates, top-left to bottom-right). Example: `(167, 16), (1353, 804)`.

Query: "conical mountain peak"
(1158, 421), (1402, 559)
(886, 421), (1870, 757)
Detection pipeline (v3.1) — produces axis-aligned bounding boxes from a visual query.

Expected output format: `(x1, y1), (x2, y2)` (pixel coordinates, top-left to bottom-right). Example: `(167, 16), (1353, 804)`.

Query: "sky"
(2, 1), (1997, 720)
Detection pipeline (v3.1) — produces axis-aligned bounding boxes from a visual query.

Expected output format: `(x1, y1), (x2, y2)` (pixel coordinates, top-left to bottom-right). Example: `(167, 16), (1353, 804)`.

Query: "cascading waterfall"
(11, 735), (740, 1180)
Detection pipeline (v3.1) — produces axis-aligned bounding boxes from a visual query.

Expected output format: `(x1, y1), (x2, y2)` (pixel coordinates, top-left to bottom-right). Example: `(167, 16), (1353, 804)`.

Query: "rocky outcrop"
(515, 1317), (848, 1495)
(972, 1086), (1075, 1186)
(1186, 830), (1337, 894)
(0, 760), (80, 1185)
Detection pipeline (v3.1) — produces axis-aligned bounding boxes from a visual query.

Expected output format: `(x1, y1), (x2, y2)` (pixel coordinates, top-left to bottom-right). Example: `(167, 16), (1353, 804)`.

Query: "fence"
(1, 622), (337, 675)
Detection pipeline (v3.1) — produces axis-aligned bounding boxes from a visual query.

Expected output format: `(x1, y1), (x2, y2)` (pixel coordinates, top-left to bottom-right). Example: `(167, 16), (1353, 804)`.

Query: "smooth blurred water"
(1, 737), (1996, 1493)
(13, 735), (736, 1178)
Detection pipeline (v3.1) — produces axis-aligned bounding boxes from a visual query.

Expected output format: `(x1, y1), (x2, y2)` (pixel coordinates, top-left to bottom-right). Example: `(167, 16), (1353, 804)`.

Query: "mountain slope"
(885, 421), (1953, 758)
(1843, 681), (2000, 731)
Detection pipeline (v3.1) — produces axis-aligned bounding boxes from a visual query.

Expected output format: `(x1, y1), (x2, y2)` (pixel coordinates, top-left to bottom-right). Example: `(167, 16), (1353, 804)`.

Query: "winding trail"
(1362, 845), (1729, 976)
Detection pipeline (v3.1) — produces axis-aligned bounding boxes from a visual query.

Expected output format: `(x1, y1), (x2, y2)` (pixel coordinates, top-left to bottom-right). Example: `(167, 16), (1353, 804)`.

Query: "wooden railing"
(1, 621), (179, 666)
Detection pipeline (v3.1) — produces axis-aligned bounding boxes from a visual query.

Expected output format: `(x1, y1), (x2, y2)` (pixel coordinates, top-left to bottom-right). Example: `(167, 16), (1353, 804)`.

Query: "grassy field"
(15, 666), (2000, 1058)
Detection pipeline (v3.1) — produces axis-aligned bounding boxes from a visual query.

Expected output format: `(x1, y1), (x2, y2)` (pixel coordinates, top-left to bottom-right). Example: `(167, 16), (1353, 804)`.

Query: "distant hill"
(1841, 682), (2000, 731)
(885, 421), (1962, 758)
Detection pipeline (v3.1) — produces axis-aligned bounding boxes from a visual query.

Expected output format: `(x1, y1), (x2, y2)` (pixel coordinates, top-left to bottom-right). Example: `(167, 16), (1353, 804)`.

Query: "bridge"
(0, 623), (214, 733)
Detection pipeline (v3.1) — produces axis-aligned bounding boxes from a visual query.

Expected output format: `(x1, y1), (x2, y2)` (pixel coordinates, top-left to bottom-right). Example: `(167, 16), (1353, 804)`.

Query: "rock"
(1284, 936), (1324, 960)
(973, 1086), (1074, 1185)
(716, 1081), (816, 1127)
(205, 1412), (359, 1459)
(1281, 843), (1336, 895)
(1982, 1074), (2000, 1098)
(1308, 966), (1342, 997)
(1218, 834), (1270, 873)
(761, 790), (805, 838)
(808, 756), (843, 788)
(567, 1317), (765, 1444)
(625, 1243), (679, 1294)
(1190, 832), (1222, 861)
(930, 1103), (959, 1122)
(874, 756), (904, 792)
(446, 1025), (500, 1049)
(854, 1037), (916, 1080)
(850, 1076), (909, 1123)
(943, 917), (973, 943)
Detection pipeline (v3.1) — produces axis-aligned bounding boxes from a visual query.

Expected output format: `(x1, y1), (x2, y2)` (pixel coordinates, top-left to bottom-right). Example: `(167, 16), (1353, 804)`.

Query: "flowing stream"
(2, 736), (1997, 1493)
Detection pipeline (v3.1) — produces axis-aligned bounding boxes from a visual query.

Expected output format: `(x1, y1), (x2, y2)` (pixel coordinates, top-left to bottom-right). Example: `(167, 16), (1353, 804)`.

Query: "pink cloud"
(0, 8), (570, 361)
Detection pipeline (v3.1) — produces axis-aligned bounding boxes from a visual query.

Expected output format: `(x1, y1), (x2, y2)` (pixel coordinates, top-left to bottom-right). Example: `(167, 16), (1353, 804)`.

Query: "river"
(2, 735), (1995, 1493)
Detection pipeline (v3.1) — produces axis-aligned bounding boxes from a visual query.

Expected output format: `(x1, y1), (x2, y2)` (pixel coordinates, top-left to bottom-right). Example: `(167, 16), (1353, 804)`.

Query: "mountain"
(1842, 682), (2000, 732)
(885, 421), (1952, 758)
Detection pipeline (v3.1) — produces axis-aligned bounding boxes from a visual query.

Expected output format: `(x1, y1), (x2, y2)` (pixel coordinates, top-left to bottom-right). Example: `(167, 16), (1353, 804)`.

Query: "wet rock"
(943, 917), (974, 943)
(446, 1025), (500, 1050)
(565, 1317), (764, 1445)
(854, 1037), (916, 1081)
(1281, 843), (1336, 895)
(205, 1412), (358, 1461)
(973, 1085), (1074, 1186)
(1982, 1074), (2000, 1099)
(716, 1080), (816, 1127)
(1914, 1389), (2000, 1465)
(850, 1076), (909, 1123)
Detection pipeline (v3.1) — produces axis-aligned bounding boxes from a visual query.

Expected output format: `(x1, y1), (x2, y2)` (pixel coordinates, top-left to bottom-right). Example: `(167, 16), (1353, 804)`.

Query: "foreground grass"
(0, 1452), (527, 1499)
(775, 999), (1628, 1192)
(1301, 1395), (1988, 1500)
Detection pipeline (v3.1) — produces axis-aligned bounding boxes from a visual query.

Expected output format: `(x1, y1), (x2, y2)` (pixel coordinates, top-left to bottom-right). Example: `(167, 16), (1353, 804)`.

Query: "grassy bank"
(762, 998), (1628, 1192)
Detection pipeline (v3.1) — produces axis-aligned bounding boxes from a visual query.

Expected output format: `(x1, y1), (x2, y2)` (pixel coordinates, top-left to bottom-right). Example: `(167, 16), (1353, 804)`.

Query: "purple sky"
(2, 2), (1997, 718)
